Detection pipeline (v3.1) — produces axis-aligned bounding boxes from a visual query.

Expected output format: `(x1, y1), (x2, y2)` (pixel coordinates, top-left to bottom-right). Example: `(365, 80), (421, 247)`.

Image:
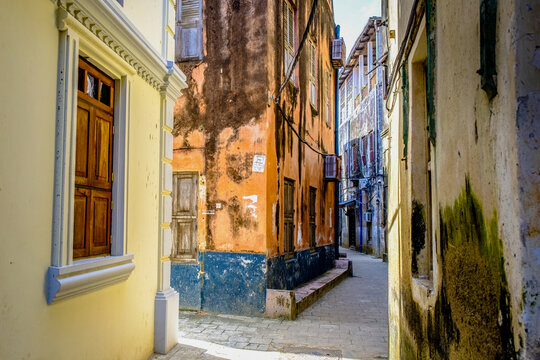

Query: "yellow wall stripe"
(162, 157), (172, 165)
(163, 125), (173, 133)
(161, 190), (172, 197)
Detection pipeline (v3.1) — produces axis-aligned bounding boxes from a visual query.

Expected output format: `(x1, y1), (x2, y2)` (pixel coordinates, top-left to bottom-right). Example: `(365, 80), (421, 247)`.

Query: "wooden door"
(172, 172), (198, 260)
(73, 57), (114, 258)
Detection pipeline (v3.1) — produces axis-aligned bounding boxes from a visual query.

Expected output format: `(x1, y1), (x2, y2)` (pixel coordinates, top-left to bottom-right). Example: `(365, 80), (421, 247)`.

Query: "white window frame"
(47, 17), (136, 305)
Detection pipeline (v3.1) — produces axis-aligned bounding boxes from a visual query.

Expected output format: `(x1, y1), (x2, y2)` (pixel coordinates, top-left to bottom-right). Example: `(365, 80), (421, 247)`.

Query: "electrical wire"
(276, 0), (320, 97)
(272, 0), (335, 158)
(276, 101), (330, 157)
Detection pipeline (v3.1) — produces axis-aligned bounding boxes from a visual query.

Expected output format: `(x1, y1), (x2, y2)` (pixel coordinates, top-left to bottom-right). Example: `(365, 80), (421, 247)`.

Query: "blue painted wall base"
(171, 251), (267, 316)
(171, 244), (335, 316)
(266, 244), (335, 290)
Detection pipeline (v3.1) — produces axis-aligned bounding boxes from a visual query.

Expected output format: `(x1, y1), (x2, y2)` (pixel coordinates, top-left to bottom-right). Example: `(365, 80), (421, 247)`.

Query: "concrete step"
(266, 259), (352, 320)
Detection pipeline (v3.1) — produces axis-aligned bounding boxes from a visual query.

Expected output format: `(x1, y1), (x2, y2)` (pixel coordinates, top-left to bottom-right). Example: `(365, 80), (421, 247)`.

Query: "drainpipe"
(334, 24), (341, 260)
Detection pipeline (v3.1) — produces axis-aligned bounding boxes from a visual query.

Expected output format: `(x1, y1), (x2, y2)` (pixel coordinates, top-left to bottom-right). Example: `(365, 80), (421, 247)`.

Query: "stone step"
(266, 259), (352, 320)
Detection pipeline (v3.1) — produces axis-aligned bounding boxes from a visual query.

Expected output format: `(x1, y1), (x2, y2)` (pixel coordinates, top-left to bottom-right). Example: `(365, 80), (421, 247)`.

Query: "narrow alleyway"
(152, 248), (388, 360)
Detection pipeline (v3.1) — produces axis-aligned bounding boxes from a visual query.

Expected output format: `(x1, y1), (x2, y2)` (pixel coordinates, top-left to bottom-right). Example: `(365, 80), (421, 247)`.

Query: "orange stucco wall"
(173, 0), (337, 258)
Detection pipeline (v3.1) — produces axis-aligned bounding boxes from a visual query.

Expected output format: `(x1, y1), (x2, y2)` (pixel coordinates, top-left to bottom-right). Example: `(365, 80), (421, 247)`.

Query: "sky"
(333, 0), (381, 58)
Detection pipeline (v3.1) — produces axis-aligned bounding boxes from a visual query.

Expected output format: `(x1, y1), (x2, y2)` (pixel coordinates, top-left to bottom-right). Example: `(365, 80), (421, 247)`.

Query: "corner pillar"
(154, 82), (179, 354)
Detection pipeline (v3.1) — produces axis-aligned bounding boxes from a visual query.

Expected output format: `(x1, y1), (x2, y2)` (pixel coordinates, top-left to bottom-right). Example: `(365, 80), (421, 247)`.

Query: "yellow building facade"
(0, 0), (186, 358)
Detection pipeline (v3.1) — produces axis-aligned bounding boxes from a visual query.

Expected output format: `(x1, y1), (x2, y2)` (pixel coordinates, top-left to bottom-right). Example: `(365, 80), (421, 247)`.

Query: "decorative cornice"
(54, 0), (186, 96)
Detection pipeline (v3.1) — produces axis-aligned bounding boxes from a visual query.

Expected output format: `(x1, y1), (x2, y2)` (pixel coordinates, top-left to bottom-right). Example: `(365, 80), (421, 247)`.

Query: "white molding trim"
(55, 0), (186, 98)
(48, 255), (135, 304)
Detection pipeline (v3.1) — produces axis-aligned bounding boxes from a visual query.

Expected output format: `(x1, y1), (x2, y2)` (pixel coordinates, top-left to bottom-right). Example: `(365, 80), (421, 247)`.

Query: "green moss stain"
(411, 200), (426, 275)
(438, 178), (517, 359)
(402, 178), (518, 359)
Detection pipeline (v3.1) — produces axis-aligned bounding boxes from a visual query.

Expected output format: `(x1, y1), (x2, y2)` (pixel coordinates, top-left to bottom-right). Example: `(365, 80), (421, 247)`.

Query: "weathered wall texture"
(172, 0), (338, 314)
(385, 0), (539, 358)
(338, 19), (387, 258)
(265, 0), (337, 288)
(174, 0), (269, 253)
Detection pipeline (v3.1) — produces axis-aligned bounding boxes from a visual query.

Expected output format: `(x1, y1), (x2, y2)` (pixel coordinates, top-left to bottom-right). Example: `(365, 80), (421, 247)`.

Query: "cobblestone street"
(153, 248), (388, 360)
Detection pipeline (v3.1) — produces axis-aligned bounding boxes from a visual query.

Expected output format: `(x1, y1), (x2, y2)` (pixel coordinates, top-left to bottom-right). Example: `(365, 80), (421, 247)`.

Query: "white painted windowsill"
(47, 254), (135, 304)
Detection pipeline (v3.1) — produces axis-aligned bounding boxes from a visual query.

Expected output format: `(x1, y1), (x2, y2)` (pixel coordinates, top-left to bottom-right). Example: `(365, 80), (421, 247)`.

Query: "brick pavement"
(150, 248), (388, 360)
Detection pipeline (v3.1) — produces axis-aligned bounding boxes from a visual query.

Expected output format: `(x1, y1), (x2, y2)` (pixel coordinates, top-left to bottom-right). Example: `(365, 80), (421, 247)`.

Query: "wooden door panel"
(89, 189), (111, 256)
(178, 177), (193, 213)
(172, 219), (197, 257)
(93, 110), (113, 189)
(74, 57), (114, 259)
(75, 102), (91, 185)
(73, 187), (91, 258)
(173, 174), (197, 216)
(172, 173), (198, 260)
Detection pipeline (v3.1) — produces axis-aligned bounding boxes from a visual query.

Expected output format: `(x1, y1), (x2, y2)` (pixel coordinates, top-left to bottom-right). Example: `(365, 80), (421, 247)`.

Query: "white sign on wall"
(252, 155), (266, 173)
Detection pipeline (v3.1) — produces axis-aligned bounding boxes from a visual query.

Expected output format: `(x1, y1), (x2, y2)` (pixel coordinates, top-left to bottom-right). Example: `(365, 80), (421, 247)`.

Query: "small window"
(175, 0), (203, 62)
(283, 178), (295, 254)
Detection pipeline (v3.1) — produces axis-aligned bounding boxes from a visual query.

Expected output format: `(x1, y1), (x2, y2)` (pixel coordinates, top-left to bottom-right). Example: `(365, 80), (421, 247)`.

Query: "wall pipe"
(334, 24), (341, 260)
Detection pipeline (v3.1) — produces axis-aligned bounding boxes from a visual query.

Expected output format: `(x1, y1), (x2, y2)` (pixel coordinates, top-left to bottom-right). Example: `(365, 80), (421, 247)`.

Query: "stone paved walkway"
(151, 248), (388, 360)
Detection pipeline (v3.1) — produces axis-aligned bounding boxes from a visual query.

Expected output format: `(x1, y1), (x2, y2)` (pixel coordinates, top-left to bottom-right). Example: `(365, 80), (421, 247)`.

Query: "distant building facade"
(338, 17), (387, 258)
(171, 0), (341, 315)
(384, 0), (540, 358)
(0, 0), (186, 358)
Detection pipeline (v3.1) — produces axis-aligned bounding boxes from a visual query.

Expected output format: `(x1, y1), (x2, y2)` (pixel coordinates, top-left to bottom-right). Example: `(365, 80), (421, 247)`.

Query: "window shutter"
(369, 132), (374, 164)
(283, 2), (295, 82)
(362, 136), (367, 167)
(288, 5), (294, 51)
(310, 42), (316, 79)
(180, 0), (200, 23)
(176, 0), (202, 62)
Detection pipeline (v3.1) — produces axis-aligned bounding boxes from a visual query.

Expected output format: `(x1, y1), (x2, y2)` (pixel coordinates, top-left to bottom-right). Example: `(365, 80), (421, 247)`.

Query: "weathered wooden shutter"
(171, 173), (198, 259)
(284, 1), (295, 82)
(176, 0), (203, 62)
(284, 179), (295, 254)
(369, 132), (374, 164)
(309, 188), (316, 248)
(325, 70), (330, 124)
(309, 41), (317, 106)
(361, 135), (367, 167)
